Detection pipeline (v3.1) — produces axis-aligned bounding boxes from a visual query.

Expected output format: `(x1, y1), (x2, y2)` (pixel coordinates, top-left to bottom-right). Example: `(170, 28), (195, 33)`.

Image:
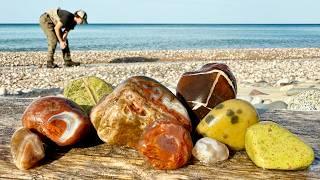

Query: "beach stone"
(286, 88), (319, 96)
(192, 137), (229, 164)
(237, 95), (253, 102)
(287, 89), (320, 110)
(63, 76), (114, 114)
(280, 85), (294, 92)
(197, 99), (259, 150)
(245, 121), (314, 170)
(249, 89), (269, 96)
(0, 87), (7, 96)
(176, 63), (237, 122)
(251, 96), (264, 105)
(137, 119), (193, 170)
(266, 101), (288, 110)
(11, 127), (45, 170)
(276, 78), (293, 86)
(22, 96), (91, 146)
(90, 76), (191, 148)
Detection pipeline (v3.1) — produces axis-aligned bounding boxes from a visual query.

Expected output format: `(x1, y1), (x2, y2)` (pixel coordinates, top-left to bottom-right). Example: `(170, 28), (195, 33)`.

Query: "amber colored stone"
(11, 128), (45, 170)
(22, 96), (91, 146)
(137, 119), (193, 170)
(176, 63), (237, 122)
(90, 76), (191, 148)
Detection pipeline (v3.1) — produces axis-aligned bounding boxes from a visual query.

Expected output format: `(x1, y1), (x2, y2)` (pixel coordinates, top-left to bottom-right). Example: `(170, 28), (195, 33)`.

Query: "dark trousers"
(39, 13), (71, 62)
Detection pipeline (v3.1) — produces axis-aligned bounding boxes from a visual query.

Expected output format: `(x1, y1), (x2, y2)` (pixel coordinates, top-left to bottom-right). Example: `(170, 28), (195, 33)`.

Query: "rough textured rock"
(22, 96), (91, 146)
(245, 121), (314, 170)
(90, 76), (191, 148)
(176, 63), (237, 122)
(63, 76), (114, 114)
(192, 137), (229, 164)
(286, 89), (320, 110)
(197, 99), (259, 150)
(11, 128), (45, 170)
(137, 119), (193, 170)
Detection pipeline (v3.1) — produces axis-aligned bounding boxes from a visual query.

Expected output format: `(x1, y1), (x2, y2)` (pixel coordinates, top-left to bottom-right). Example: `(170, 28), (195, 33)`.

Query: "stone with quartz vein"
(176, 63), (237, 122)
(22, 96), (91, 146)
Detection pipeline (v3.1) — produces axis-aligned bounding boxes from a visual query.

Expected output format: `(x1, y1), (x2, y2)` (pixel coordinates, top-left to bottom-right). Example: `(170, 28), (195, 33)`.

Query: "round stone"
(22, 96), (91, 146)
(137, 119), (193, 170)
(64, 76), (114, 114)
(192, 137), (229, 164)
(11, 128), (45, 170)
(197, 99), (259, 150)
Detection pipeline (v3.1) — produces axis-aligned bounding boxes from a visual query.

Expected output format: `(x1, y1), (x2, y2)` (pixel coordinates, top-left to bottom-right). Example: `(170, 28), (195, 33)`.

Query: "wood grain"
(0, 98), (319, 179)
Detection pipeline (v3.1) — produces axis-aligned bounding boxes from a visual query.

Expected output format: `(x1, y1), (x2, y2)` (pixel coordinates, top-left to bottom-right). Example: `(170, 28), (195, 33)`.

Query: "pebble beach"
(1, 48), (320, 111)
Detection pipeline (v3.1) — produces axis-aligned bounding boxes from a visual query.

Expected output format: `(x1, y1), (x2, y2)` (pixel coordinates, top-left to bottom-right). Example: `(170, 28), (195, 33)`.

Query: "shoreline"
(0, 48), (320, 111)
(1, 48), (320, 67)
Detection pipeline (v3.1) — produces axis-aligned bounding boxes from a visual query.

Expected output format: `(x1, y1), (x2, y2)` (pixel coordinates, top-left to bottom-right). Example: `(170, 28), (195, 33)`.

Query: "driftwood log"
(0, 98), (319, 179)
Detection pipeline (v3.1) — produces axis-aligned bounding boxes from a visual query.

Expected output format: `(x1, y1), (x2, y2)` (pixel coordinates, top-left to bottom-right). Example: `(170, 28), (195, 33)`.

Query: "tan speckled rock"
(90, 76), (191, 148)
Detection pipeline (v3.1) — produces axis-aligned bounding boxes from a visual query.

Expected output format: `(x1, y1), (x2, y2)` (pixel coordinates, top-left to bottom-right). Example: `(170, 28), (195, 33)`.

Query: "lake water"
(1, 24), (320, 51)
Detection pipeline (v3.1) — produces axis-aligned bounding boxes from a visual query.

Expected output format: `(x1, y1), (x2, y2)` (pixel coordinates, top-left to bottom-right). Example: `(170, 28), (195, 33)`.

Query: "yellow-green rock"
(196, 99), (259, 150)
(245, 121), (314, 170)
(64, 76), (113, 114)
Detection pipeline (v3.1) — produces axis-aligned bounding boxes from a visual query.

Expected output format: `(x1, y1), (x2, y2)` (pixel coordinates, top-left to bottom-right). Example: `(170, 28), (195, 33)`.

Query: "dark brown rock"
(176, 63), (237, 122)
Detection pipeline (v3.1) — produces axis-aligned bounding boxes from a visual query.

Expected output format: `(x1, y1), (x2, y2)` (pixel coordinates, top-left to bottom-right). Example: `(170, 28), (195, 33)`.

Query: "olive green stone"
(64, 76), (113, 114)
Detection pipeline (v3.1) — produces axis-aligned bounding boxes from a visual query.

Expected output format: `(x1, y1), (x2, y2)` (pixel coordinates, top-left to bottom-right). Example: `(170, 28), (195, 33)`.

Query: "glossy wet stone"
(90, 76), (191, 148)
(64, 76), (114, 114)
(137, 119), (193, 170)
(176, 63), (237, 122)
(11, 128), (45, 170)
(197, 99), (259, 150)
(192, 137), (229, 164)
(22, 96), (91, 146)
(245, 121), (314, 170)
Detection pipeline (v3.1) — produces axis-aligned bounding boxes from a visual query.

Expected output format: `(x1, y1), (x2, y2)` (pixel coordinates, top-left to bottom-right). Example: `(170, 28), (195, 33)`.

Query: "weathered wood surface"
(0, 98), (319, 179)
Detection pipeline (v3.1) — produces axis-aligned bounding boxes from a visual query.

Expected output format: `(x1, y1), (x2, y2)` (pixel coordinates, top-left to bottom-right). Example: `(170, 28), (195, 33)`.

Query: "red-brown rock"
(137, 119), (193, 170)
(22, 96), (91, 146)
(176, 63), (237, 122)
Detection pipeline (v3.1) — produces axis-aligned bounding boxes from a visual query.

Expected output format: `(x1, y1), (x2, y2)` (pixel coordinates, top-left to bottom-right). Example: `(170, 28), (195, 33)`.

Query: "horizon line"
(1, 23), (320, 25)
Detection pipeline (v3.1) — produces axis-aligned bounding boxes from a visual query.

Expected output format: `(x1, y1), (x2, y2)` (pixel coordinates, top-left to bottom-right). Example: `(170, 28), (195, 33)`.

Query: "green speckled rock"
(64, 76), (113, 114)
(245, 121), (315, 170)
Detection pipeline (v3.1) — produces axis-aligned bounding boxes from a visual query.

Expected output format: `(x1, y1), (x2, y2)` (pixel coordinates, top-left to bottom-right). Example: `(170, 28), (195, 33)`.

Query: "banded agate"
(176, 63), (237, 122)
(137, 119), (193, 170)
(11, 128), (45, 170)
(22, 96), (90, 146)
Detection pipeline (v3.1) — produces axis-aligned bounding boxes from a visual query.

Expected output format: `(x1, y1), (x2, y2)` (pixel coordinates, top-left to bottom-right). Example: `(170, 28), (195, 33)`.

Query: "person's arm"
(54, 22), (67, 49)
(62, 30), (69, 41)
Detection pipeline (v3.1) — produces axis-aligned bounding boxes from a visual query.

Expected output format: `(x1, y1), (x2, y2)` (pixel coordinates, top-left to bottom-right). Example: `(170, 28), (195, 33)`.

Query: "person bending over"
(39, 8), (87, 68)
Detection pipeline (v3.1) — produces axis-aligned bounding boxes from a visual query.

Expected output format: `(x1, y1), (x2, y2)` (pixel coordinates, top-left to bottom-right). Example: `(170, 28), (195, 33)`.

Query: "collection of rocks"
(10, 63), (315, 171)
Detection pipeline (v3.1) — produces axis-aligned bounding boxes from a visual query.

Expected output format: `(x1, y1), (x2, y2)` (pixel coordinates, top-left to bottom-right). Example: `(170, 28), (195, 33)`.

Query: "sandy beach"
(1, 48), (320, 111)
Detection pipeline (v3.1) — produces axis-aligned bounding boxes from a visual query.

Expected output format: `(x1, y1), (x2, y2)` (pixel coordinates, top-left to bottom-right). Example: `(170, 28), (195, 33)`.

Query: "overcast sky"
(0, 0), (319, 24)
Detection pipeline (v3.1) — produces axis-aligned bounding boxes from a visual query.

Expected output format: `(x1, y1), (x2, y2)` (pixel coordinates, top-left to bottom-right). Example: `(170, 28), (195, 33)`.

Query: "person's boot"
(46, 61), (59, 68)
(64, 60), (80, 67)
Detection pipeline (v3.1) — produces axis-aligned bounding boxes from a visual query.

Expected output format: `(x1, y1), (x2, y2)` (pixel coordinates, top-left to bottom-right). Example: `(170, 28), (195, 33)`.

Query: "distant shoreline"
(1, 23), (320, 25)
(1, 48), (320, 67)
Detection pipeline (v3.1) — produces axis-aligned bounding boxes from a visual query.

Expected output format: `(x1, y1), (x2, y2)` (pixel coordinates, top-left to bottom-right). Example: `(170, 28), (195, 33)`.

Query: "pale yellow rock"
(197, 99), (259, 150)
(245, 121), (315, 170)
